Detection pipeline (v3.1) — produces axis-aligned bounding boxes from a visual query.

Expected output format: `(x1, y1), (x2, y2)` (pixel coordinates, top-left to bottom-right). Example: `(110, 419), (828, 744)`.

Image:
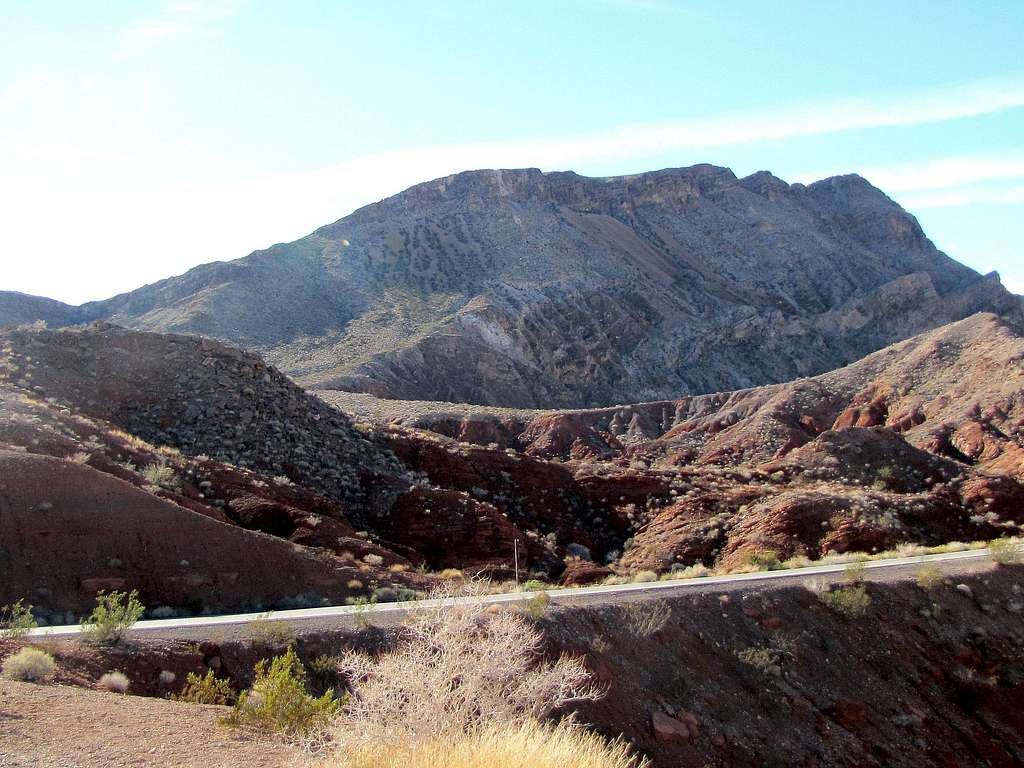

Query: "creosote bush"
(819, 585), (871, 618)
(744, 549), (782, 571)
(1, 647), (56, 682)
(0, 599), (37, 639)
(175, 669), (233, 705)
(333, 584), (601, 753)
(80, 590), (145, 644)
(339, 719), (649, 768)
(223, 646), (340, 741)
(525, 591), (550, 620)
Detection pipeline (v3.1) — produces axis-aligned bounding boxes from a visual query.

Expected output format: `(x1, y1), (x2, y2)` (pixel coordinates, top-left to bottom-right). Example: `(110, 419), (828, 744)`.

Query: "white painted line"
(27, 548), (994, 638)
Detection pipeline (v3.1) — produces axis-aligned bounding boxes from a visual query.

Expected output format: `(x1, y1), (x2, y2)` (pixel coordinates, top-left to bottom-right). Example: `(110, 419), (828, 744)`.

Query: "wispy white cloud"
(116, 0), (241, 59)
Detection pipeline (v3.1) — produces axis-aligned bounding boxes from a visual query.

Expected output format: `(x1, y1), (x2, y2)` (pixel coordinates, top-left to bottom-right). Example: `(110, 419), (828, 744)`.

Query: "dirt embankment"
(5, 566), (1024, 767)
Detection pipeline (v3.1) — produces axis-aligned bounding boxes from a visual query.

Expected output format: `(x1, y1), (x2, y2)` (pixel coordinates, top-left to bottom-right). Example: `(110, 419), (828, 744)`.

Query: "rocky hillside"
(2, 318), (1023, 617)
(3, 165), (1021, 407)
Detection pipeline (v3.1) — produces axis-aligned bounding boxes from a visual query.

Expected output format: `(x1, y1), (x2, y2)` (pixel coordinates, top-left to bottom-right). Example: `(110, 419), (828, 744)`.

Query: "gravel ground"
(0, 681), (305, 768)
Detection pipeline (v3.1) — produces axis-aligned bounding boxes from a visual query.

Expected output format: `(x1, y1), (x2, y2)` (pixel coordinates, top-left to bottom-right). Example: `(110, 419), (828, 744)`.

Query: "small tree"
(80, 590), (145, 644)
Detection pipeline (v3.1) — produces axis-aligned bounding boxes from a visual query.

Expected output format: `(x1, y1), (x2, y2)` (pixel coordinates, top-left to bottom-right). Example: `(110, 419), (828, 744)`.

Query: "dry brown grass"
(334, 719), (648, 768)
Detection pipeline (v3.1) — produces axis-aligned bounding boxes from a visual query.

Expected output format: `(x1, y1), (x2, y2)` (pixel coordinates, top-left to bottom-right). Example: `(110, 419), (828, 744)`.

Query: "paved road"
(29, 548), (996, 641)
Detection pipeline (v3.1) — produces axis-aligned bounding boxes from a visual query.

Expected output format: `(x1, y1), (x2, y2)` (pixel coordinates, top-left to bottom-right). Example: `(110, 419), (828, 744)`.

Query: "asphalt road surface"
(28, 548), (999, 642)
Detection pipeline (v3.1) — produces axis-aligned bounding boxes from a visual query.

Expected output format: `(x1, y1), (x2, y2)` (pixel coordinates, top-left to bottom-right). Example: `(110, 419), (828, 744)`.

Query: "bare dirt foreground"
(0, 681), (304, 768)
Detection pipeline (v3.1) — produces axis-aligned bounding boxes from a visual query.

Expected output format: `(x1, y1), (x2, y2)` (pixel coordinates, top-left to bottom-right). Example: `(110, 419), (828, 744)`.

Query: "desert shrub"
(844, 559), (868, 584)
(819, 586), (871, 618)
(525, 591), (551, 620)
(621, 600), (671, 638)
(158, 670), (176, 687)
(372, 586), (418, 604)
(438, 568), (464, 580)
(916, 564), (942, 590)
(349, 596), (377, 630)
(248, 614), (296, 649)
(0, 599), (37, 639)
(362, 553), (384, 566)
(334, 585), (601, 751)
(175, 669), (233, 704)
(141, 462), (178, 490)
(631, 570), (658, 584)
(990, 537), (1022, 565)
(744, 550), (782, 571)
(224, 646), (341, 741)
(339, 718), (648, 768)
(99, 671), (131, 693)
(1, 647), (56, 682)
(80, 590), (145, 644)
(523, 579), (548, 592)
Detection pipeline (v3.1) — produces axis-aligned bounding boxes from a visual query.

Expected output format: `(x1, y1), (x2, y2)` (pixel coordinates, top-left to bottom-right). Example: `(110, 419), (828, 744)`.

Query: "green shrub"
(349, 596), (377, 630)
(990, 537), (1022, 565)
(175, 669), (233, 704)
(819, 585), (871, 618)
(525, 591), (550, 620)
(523, 579), (549, 592)
(223, 646), (341, 740)
(80, 590), (145, 644)
(0, 599), (37, 640)
(248, 614), (296, 649)
(1, 647), (56, 682)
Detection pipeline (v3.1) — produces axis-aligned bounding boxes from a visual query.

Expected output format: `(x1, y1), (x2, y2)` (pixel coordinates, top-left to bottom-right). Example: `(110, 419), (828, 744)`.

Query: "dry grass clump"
(1, 647), (56, 682)
(98, 670), (131, 693)
(338, 719), (648, 768)
(333, 585), (601, 753)
(916, 564), (943, 590)
(621, 600), (671, 638)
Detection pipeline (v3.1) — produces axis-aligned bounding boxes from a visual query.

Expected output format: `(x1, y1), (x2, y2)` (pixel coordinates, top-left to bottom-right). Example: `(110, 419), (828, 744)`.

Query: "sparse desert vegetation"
(80, 590), (145, 644)
(1, 646), (56, 682)
(0, 599), (37, 639)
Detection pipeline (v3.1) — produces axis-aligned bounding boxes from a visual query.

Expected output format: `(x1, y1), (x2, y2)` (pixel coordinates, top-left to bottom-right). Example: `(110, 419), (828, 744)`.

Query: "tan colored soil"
(0, 681), (305, 768)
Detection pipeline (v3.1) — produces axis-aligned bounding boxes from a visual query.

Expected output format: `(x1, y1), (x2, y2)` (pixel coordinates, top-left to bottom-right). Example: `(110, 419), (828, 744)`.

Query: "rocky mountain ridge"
(3, 164), (1021, 407)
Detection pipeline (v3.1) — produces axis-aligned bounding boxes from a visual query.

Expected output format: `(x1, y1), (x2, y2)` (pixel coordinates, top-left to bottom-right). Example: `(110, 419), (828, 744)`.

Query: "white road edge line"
(28, 548), (994, 638)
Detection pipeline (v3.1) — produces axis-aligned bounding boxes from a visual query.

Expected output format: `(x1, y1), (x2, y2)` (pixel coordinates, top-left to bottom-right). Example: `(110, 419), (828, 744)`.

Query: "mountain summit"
(2, 164), (1020, 407)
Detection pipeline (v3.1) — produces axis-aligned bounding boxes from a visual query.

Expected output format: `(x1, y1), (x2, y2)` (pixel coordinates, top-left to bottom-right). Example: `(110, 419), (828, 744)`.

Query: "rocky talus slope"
(3, 165), (1021, 407)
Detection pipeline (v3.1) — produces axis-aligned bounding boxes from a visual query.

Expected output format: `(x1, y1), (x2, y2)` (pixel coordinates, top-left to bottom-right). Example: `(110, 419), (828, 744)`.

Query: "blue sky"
(2, 1), (1022, 303)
